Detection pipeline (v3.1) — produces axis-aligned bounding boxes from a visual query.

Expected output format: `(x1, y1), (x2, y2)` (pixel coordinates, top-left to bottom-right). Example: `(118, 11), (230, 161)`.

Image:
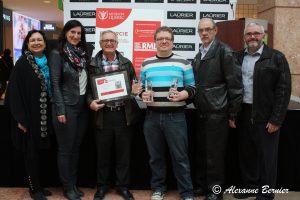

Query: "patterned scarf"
(24, 50), (49, 138)
(63, 42), (87, 70)
(34, 55), (51, 97)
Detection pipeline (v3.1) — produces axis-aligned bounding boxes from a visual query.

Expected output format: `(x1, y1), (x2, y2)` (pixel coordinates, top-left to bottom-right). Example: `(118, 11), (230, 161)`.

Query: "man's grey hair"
(100, 30), (118, 41)
(198, 18), (217, 28)
(244, 22), (265, 34)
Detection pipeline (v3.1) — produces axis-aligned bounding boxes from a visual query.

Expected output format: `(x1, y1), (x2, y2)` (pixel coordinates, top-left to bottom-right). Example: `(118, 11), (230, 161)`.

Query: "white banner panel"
(64, 0), (237, 63)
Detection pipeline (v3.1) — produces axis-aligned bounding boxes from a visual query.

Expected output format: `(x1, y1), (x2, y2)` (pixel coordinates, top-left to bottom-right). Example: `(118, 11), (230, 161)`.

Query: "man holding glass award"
(87, 30), (141, 200)
(140, 26), (196, 200)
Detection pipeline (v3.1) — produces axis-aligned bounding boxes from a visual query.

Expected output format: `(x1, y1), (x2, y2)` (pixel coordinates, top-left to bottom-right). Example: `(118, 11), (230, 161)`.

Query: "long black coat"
(5, 56), (51, 152)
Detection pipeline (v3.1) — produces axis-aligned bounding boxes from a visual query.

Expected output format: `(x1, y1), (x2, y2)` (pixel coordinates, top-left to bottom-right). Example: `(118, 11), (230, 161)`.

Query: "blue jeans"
(143, 110), (193, 198)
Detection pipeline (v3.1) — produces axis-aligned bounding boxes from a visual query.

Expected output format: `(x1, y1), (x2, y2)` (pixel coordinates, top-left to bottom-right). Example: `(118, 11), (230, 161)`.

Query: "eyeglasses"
(156, 37), (173, 42)
(101, 39), (117, 44)
(198, 27), (215, 34)
(245, 32), (264, 37)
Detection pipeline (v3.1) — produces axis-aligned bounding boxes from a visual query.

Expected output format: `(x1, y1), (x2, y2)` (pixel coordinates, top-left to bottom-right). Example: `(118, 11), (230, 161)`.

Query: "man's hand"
(266, 122), (280, 133)
(229, 119), (236, 128)
(142, 91), (154, 102)
(89, 100), (105, 111)
(168, 90), (188, 102)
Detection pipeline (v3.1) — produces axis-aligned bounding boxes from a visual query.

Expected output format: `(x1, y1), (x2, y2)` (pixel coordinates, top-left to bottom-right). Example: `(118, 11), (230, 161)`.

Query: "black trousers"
(0, 80), (7, 98)
(194, 112), (229, 192)
(95, 108), (133, 188)
(53, 95), (88, 190)
(237, 104), (279, 199)
(24, 144), (42, 193)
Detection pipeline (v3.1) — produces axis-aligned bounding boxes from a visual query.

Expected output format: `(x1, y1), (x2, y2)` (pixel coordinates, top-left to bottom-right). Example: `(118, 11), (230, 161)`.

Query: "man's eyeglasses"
(198, 27), (215, 34)
(101, 39), (117, 44)
(245, 32), (264, 37)
(156, 37), (173, 42)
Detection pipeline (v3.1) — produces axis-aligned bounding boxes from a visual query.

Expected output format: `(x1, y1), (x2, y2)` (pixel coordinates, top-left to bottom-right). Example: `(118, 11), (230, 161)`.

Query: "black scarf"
(63, 42), (87, 70)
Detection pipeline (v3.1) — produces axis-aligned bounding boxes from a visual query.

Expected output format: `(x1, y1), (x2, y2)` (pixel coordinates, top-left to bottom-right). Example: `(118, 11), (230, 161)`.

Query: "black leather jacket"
(86, 50), (141, 129)
(192, 39), (243, 119)
(235, 44), (291, 126)
(49, 49), (85, 116)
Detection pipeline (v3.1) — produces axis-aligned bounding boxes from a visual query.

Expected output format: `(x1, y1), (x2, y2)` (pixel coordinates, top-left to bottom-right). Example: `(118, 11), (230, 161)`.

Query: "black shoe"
(94, 187), (109, 200)
(41, 188), (52, 196)
(64, 189), (81, 200)
(234, 193), (256, 199)
(194, 188), (207, 196)
(30, 191), (48, 200)
(29, 189), (52, 198)
(116, 188), (134, 200)
(205, 193), (223, 200)
(74, 186), (84, 197)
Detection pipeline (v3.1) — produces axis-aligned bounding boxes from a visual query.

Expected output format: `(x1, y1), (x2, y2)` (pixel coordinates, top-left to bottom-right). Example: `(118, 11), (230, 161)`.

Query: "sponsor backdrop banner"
(95, 8), (163, 74)
(64, 0), (237, 72)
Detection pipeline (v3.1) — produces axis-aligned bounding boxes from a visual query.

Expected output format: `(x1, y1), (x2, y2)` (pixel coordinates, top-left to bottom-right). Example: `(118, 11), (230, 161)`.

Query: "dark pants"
(53, 95), (87, 190)
(95, 108), (133, 188)
(0, 81), (7, 98)
(24, 144), (42, 193)
(237, 104), (279, 199)
(143, 110), (193, 198)
(194, 112), (229, 192)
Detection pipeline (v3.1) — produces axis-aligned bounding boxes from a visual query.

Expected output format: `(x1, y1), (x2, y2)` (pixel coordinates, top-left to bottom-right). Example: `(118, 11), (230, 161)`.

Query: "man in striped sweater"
(140, 26), (196, 200)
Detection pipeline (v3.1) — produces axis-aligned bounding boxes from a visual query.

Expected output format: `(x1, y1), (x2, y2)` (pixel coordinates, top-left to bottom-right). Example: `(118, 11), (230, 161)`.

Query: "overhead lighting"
(43, 0), (51, 3)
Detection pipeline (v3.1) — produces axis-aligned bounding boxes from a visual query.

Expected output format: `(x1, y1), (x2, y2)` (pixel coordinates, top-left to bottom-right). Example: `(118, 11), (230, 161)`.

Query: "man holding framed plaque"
(140, 26), (196, 200)
(87, 30), (140, 200)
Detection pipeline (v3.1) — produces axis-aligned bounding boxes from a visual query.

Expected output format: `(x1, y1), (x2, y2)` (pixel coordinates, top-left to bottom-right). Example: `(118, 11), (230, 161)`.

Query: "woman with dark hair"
(49, 20), (89, 200)
(5, 30), (52, 200)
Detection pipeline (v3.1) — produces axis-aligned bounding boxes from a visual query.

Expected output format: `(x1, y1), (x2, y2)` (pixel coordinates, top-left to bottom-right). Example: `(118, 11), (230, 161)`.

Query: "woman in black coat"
(5, 30), (52, 200)
(49, 20), (89, 200)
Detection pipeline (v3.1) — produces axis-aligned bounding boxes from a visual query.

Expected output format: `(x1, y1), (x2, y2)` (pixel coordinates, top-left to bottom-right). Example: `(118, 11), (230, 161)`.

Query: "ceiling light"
(43, 0), (51, 3)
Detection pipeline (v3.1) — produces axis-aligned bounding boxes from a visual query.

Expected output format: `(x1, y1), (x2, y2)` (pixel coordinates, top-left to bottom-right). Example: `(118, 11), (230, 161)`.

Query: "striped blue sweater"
(140, 53), (196, 110)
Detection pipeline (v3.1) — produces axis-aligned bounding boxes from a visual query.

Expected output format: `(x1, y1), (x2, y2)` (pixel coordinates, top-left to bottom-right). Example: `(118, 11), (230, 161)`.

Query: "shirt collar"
(244, 44), (264, 56)
(200, 39), (214, 53)
(102, 53), (117, 62)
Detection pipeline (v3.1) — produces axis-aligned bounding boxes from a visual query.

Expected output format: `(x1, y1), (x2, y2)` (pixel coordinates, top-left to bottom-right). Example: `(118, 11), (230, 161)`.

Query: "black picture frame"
(90, 70), (131, 102)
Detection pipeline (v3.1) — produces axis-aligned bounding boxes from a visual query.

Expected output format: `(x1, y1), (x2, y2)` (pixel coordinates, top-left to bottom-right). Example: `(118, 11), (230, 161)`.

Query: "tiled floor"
(0, 188), (299, 200)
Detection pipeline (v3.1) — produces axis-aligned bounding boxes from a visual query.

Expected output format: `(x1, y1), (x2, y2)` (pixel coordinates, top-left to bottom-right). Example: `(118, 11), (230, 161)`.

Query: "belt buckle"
(109, 106), (120, 111)
(111, 106), (116, 111)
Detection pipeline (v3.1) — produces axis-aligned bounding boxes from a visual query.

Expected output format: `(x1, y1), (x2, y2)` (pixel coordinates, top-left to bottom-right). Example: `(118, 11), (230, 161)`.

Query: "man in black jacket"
(234, 22), (291, 200)
(192, 18), (243, 200)
(87, 30), (140, 200)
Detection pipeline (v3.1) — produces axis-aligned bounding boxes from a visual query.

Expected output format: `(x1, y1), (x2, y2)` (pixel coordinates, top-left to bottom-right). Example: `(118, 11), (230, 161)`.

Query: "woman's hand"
(18, 123), (27, 133)
(57, 115), (66, 124)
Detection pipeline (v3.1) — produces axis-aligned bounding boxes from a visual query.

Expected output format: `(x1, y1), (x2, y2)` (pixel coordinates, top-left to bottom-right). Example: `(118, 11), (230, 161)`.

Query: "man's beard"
(247, 40), (261, 48)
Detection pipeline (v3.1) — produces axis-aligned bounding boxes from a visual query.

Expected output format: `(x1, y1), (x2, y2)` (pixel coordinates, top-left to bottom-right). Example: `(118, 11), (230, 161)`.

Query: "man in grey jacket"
(192, 18), (243, 200)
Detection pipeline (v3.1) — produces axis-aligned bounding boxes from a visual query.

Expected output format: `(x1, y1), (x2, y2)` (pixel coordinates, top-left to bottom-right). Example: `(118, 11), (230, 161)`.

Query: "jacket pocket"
(196, 84), (227, 112)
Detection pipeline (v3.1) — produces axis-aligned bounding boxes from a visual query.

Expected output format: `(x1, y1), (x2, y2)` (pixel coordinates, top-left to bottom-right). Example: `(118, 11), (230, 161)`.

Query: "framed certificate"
(91, 70), (131, 102)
